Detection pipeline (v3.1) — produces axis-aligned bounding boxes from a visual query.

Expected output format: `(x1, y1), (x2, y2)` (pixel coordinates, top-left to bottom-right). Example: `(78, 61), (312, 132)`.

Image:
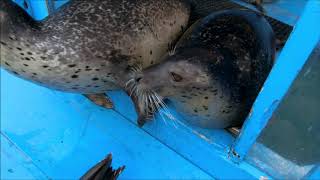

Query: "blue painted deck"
(1, 69), (213, 179)
(0, 68), (269, 179)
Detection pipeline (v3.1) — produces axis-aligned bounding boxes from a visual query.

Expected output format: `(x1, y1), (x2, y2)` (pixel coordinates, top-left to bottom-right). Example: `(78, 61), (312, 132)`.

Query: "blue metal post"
(229, 0), (320, 162)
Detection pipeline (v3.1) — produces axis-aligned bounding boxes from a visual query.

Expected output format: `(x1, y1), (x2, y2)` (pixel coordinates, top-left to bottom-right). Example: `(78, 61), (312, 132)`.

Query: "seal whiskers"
(125, 77), (177, 127)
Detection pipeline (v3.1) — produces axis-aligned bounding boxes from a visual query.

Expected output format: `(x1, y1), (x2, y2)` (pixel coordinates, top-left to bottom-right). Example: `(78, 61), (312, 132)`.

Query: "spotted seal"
(0, 0), (190, 107)
(128, 10), (275, 128)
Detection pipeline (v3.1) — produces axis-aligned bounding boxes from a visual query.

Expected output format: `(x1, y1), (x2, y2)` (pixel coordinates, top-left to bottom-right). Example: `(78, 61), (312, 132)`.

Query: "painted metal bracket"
(229, 0), (320, 162)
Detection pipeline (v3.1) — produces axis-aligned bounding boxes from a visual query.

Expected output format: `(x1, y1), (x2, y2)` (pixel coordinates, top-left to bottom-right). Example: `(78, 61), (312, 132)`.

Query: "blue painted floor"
(1, 69), (214, 179)
(1, 68), (268, 179)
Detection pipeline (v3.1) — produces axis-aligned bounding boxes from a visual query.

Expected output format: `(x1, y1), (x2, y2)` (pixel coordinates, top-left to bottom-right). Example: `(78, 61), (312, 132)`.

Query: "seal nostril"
(136, 77), (142, 82)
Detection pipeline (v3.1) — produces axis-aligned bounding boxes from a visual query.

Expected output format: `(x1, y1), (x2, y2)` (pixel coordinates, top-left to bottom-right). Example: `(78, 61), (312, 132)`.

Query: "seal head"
(128, 10), (275, 128)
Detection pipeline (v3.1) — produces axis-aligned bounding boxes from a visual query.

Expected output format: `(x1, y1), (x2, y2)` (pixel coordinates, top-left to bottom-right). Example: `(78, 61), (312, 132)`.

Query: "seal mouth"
(124, 66), (175, 127)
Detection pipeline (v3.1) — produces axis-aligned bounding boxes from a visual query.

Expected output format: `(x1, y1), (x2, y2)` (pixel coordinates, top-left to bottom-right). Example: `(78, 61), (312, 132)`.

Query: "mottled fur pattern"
(0, 0), (190, 93)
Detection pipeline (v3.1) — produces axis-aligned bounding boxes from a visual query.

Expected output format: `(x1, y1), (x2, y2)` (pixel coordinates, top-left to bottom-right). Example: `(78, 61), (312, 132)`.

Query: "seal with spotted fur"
(0, 0), (190, 108)
(128, 10), (275, 128)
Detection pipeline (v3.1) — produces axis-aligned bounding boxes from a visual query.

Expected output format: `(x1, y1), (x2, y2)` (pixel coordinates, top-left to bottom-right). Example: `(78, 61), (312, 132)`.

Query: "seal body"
(0, 0), (190, 93)
(129, 10), (275, 128)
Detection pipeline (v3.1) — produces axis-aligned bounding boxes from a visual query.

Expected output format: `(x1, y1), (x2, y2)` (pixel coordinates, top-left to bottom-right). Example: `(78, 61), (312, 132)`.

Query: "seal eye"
(170, 72), (183, 82)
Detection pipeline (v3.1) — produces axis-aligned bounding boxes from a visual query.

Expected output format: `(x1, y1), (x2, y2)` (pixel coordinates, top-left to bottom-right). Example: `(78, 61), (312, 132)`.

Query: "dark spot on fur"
(68, 64), (76, 68)
(9, 35), (16, 41)
(211, 89), (218, 92)
(92, 77), (99, 81)
(95, 69), (100, 71)
(13, 71), (19, 75)
(16, 47), (22, 51)
(42, 65), (48, 68)
(194, 109), (198, 113)
(40, 56), (46, 60)
(100, 64), (105, 67)
(23, 64), (29, 67)
(0, 41), (7, 46)
(204, 96), (209, 99)
(71, 75), (78, 78)
(27, 52), (32, 55)
(151, 61), (154, 65)
(4, 62), (11, 67)
(20, 53), (24, 56)
(203, 106), (208, 110)
(107, 73), (112, 75)
(25, 57), (30, 61)
(150, 50), (152, 55)
(94, 85), (100, 88)
(86, 66), (90, 68)
(32, 73), (37, 75)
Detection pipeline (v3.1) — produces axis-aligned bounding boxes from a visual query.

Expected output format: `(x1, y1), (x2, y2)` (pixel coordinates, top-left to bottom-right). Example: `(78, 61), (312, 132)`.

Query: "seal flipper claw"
(84, 94), (114, 109)
(138, 116), (147, 127)
(81, 154), (125, 180)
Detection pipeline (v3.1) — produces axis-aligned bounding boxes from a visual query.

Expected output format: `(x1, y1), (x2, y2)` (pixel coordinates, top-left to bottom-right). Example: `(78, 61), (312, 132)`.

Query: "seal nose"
(136, 77), (142, 82)
(135, 74), (143, 83)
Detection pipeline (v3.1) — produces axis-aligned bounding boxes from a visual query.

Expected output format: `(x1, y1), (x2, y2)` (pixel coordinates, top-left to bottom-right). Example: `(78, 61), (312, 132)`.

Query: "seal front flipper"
(84, 94), (114, 109)
(81, 154), (125, 180)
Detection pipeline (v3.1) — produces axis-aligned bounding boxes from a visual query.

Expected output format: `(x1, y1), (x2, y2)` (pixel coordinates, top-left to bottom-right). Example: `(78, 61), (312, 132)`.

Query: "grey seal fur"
(128, 10), (275, 128)
(0, 0), (190, 107)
